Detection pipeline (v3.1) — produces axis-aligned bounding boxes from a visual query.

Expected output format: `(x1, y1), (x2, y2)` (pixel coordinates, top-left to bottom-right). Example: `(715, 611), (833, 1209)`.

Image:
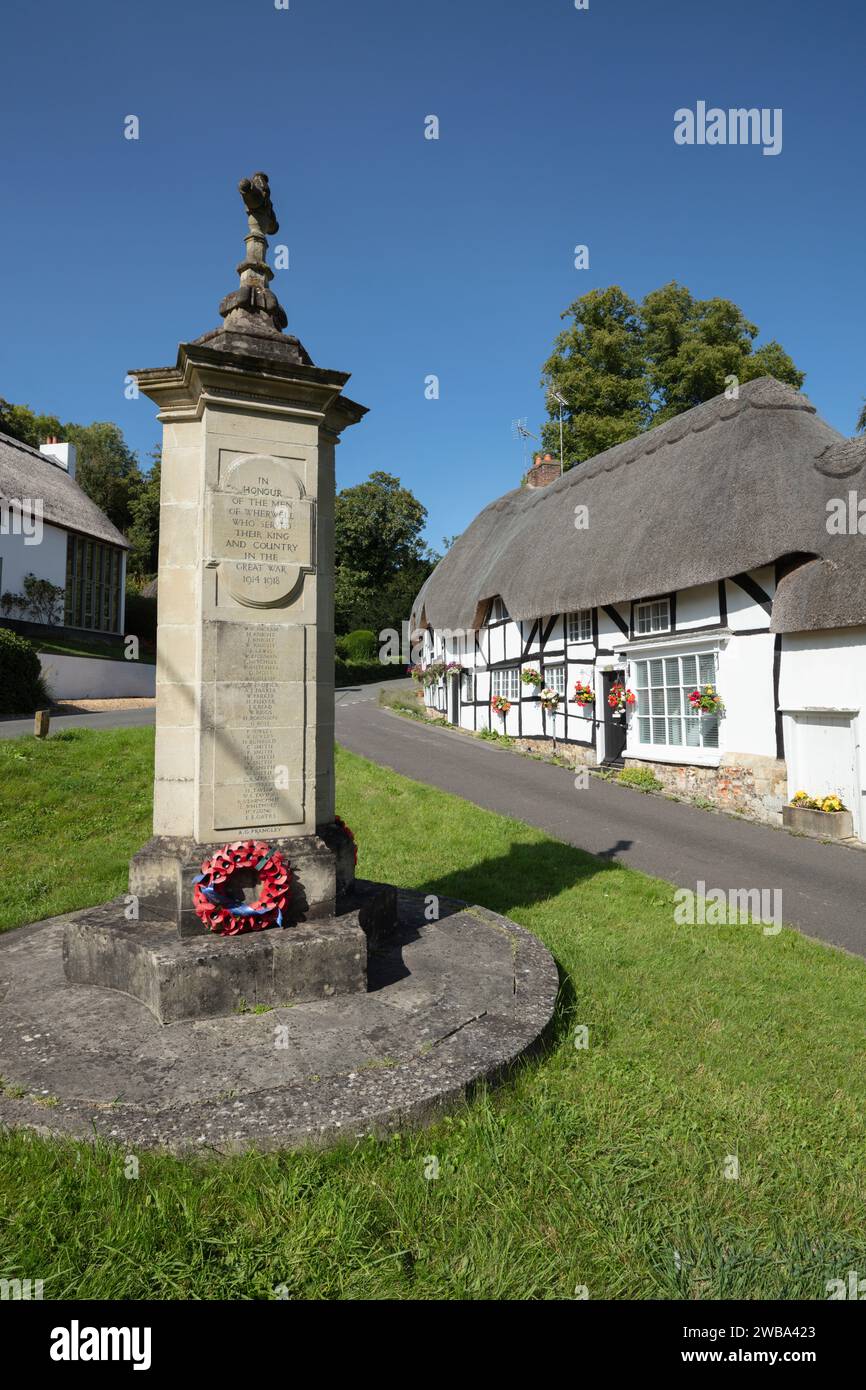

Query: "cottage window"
(491, 666), (520, 702)
(634, 653), (719, 750)
(64, 535), (123, 633)
(545, 664), (566, 696)
(461, 670), (475, 702)
(634, 598), (671, 636)
(489, 598), (509, 623)
(567, 609), (593, 643)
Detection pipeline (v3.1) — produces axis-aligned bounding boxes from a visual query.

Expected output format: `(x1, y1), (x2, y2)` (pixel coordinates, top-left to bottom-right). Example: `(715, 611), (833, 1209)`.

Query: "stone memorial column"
(126, 175), (367, 935)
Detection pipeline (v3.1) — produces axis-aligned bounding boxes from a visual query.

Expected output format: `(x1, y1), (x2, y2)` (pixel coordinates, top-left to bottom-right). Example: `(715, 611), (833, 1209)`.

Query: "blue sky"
(1, 0), (864, 546)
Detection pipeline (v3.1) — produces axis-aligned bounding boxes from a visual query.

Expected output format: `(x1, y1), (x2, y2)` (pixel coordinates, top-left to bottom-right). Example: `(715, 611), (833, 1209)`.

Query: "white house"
(0, 432), (156, 699)
(412, 378), (866, 836)
(0, 432), (129, 633)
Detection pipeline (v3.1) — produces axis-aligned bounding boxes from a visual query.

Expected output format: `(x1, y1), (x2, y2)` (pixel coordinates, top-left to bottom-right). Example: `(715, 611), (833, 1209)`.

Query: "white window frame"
(461, 670), (475, 702)
(567, 609), (593, 643)
(634, 597), (671, 637)
(632, 649), (719, 754)
(545, 664), (566, 696)
(491, 665), (520, 702)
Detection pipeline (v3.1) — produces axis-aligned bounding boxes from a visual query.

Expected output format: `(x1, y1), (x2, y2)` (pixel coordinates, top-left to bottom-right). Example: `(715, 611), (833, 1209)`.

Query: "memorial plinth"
(63, 171), (398, 1019)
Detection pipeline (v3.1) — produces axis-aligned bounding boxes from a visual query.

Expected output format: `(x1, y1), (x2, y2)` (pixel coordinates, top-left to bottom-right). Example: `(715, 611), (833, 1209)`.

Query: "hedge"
(340, 629), (378, 662)
(124, 591), (158, 645)
(335, 658), (404, 688)
(0, 627), (50, 716)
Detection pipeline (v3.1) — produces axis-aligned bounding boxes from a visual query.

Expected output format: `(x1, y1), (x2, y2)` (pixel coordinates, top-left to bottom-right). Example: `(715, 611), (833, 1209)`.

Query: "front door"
(600, 669), (628, 764)
(447, 673), (460, 726)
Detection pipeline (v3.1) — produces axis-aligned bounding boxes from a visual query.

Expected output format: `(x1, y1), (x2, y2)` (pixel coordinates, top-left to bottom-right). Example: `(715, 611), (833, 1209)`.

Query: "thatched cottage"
(411, 378), (866, 833)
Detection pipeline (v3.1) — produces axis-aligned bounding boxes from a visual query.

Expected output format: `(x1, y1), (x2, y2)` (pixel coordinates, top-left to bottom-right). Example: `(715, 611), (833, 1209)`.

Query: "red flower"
(193, 840), (293, 936)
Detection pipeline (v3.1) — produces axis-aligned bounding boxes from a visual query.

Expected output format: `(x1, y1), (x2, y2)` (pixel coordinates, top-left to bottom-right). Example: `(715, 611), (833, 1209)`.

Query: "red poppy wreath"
(193, 840), (292, 936)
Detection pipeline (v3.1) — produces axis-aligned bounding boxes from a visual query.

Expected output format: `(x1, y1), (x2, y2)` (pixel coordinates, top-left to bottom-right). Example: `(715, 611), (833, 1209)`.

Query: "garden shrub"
(0, 627), (50, 716)
(343, 629), (378, 662)
(335, 657), (403, 688)
(124, 591), (158, 645)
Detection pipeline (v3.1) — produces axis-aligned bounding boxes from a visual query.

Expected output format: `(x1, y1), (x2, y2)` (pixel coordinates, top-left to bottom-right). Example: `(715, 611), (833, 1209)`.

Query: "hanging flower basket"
(539, 686), (561, 713)
(607, 681), (636, 712)
(688, 683), (724, 715)
(444, 661), (465, 676)
(571, 680), (595, 707)
(409, 660), (446, 687)
(193, 840), (292, 936)
(521, 667), (543, 687)
(491, 694), (512, 717)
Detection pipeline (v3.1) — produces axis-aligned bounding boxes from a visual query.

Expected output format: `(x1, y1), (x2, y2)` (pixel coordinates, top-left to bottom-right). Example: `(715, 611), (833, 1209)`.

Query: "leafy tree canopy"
(541, 281), (805, 468)
(335, 471), (437, 635)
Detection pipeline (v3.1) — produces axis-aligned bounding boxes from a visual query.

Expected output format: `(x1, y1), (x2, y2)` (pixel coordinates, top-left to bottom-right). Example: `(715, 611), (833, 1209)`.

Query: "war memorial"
(0, 175), (557, 1151)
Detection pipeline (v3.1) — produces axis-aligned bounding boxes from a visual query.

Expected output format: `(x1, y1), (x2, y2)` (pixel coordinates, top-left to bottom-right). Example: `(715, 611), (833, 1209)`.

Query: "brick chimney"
(40, 436), (77, 480)
(525, 452), (562, 488)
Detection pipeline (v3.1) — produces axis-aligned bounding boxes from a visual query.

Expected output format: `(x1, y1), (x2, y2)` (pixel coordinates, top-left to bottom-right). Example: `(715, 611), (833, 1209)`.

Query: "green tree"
(126, 448), (161, 579)
(642, 282), (803, 424)
(334, 471), (436, 634)
(540, 286), (650, 466)
(541, 282), (805, 469)
(0, 398), (62, 447)
(66, 421), (142, 534)
(857, 401), (866, 433)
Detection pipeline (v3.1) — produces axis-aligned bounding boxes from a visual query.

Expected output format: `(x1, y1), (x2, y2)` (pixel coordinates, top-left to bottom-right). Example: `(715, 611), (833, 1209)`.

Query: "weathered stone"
(63, 904), (369, 1025)
(129, 831), (347, 938)
(6, 890), (559, 1151)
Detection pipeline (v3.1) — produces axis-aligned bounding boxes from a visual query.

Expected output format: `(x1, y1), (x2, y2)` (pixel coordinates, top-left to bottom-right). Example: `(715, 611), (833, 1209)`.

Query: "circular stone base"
(0, 891), (558, 1152)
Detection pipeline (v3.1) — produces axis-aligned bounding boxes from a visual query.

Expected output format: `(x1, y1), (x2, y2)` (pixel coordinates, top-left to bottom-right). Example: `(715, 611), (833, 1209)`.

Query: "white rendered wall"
(0, 520), (67, 595)
(779, 627), (866, 836)
(40, 652), (156, 699)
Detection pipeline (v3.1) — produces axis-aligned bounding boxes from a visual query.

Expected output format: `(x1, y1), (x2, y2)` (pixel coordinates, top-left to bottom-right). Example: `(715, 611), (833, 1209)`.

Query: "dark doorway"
(601, 669), (628, 764)
(447, 673), (460, 726)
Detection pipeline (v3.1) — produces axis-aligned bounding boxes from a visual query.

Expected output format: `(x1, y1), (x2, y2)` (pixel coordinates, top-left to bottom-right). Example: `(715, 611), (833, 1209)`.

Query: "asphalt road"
(6, 680), (864, 958)
(0, 679), (398, 739)
(335, 695), (866, 960)
(0, 706), (157, 738)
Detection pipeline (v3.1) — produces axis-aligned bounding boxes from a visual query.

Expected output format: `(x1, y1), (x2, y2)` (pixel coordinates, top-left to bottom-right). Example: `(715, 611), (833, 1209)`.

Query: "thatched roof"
(412, 378), (866, 635)
(0, 432), (129, 549)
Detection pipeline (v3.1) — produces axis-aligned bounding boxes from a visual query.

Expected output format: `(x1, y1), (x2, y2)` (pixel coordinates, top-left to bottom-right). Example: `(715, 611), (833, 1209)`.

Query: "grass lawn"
(1, 726), (866, 1299)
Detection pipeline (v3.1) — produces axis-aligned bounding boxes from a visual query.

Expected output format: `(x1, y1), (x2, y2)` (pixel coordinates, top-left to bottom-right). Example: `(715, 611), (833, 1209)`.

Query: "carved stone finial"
(238, 171), (279, 237)
(219, 170), (288, 336)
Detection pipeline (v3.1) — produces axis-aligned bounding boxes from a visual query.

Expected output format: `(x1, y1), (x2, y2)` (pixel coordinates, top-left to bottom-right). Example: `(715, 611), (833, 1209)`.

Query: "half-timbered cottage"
(411, 378), (866, 834)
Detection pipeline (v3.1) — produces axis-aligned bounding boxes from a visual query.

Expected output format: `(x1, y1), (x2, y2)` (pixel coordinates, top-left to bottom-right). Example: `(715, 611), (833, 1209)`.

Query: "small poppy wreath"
(192, 840), (292, 936)
(334, 815), (358, 865)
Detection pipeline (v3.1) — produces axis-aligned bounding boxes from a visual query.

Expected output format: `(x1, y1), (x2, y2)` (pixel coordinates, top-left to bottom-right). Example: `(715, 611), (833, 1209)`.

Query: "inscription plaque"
(211, 622), (306, 831)
(209, 453), (315, 608)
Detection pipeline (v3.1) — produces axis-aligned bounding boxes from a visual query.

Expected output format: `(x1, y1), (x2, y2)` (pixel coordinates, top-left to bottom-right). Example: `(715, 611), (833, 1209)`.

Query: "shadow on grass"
(416, 836), (631, 917)
(398, 836), (633, 1046)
